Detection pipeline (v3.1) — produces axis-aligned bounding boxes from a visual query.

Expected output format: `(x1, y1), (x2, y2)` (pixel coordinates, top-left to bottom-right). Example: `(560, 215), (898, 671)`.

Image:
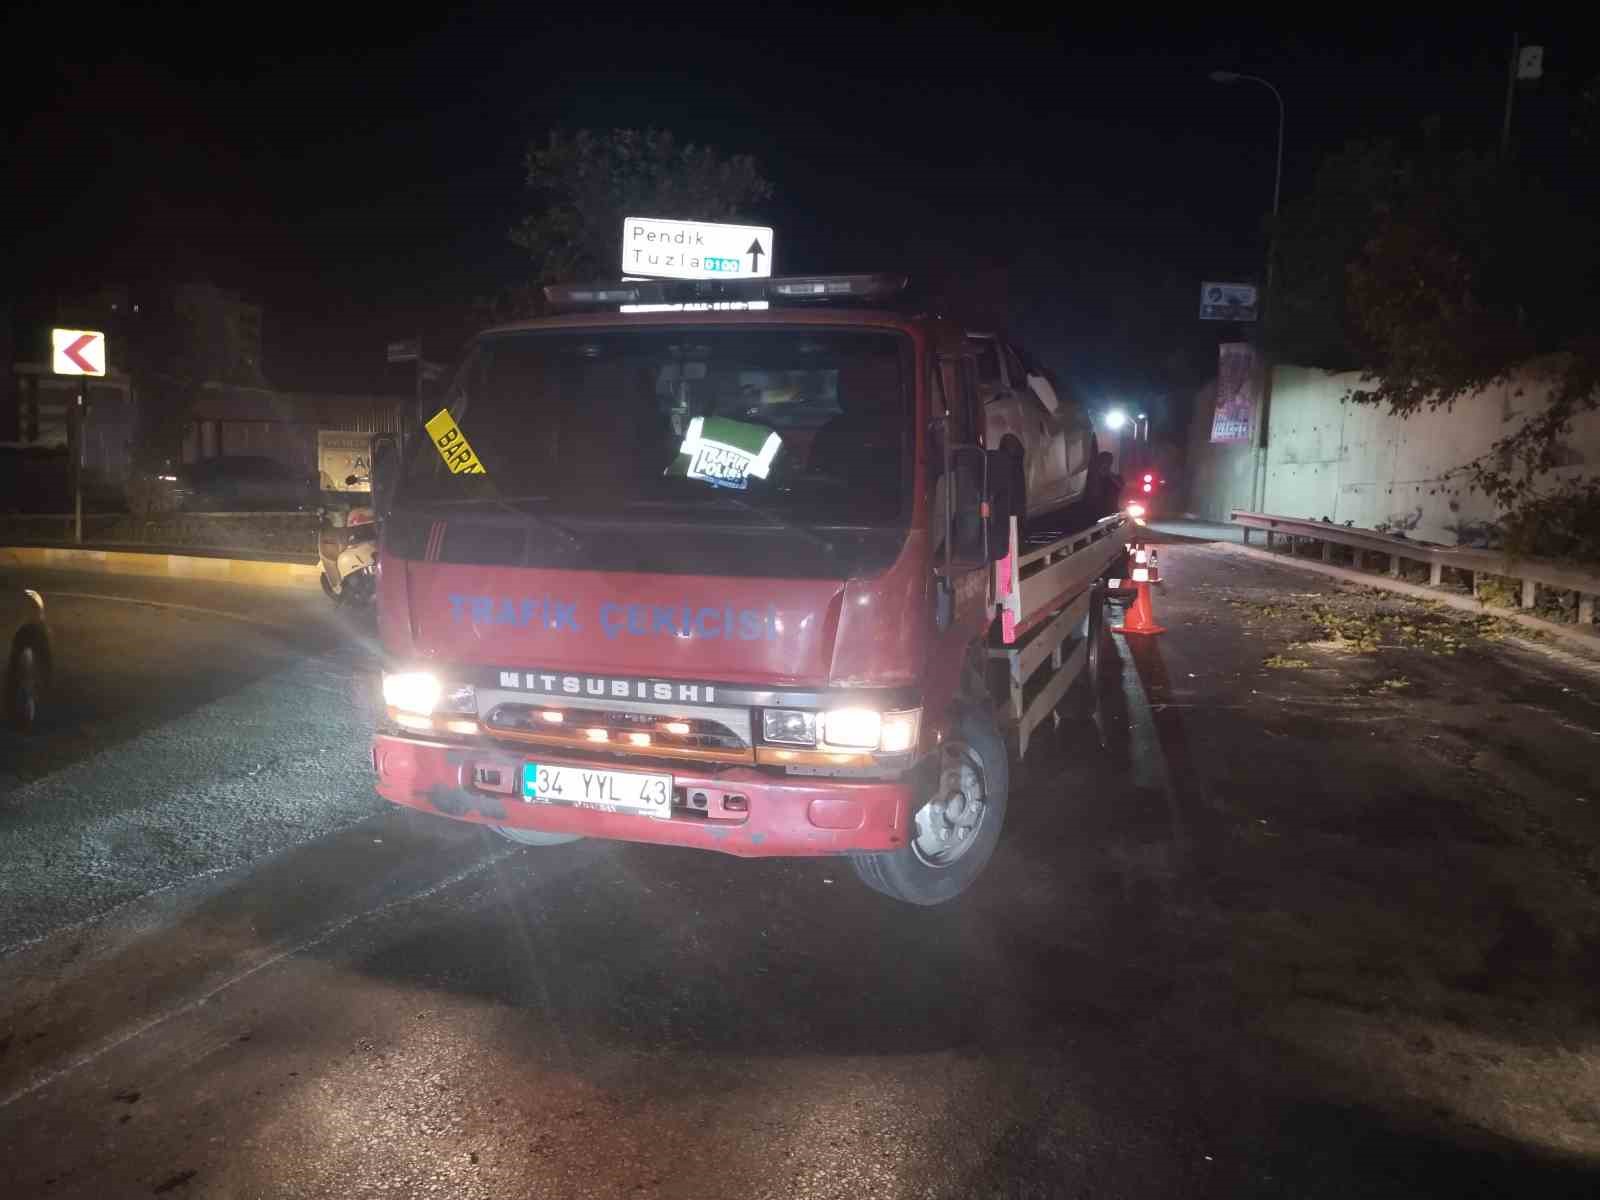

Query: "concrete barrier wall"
(1, 546), (321, 590)
(0, 511), (317, 556)
(1186, 360), (1600, 545)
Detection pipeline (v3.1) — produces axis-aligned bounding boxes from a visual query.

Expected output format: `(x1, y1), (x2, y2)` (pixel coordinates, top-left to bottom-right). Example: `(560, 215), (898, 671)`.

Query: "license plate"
(521, 763), (673, 818)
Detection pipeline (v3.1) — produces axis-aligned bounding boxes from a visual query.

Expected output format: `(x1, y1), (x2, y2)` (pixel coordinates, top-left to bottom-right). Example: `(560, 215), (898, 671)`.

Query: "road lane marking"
(0, 846), (520, 1111)
(45, 589), (315, 629)
(1115, 631), (1173, 803)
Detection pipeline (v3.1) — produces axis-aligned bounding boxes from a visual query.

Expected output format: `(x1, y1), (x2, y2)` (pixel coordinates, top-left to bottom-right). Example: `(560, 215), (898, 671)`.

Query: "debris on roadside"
(1228, 594), (1546, 656)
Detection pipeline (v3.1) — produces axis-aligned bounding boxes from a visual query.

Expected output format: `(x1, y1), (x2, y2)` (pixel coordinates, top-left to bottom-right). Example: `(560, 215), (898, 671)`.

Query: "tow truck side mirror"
(947, 445), (988, 567)
(370, 434), (399, 517)
(984, 448), (1012, 561)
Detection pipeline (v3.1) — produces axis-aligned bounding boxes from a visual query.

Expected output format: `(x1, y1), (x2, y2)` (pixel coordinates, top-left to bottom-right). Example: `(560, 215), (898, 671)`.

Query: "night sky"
(4, 6), (1589, 421)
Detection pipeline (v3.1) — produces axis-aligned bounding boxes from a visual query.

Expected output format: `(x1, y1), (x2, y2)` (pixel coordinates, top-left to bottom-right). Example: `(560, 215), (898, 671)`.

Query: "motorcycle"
(318, 475), (379, 606)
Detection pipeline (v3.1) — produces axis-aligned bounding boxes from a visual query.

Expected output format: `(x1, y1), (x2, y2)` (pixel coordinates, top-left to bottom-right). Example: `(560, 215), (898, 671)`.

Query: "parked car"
(968, 332), (1096, 520)
(147, 456), (318, 512)
(2, 563), (51, 732)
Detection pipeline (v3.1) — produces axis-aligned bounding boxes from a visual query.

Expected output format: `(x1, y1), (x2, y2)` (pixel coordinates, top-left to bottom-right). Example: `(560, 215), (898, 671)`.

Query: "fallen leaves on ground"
(1229, 595), (1539, 656)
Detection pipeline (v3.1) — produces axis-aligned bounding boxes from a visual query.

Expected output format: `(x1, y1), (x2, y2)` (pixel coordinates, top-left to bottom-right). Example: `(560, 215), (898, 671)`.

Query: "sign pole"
(50, 327), (107, 543)
(1500, 32), (1519, 160)
(386, 337), (423, 460)
(73, 379), (85, 545)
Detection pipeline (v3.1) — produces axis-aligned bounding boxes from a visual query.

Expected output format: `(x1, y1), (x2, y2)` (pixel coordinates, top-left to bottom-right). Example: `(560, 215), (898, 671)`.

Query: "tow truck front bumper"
(372, 734), (915, 857)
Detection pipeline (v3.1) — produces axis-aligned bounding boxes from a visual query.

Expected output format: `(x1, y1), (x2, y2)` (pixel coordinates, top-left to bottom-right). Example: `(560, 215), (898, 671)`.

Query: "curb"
(1212, 541), (1600, 656)
(0, 539), (316, 565)
(1, 545), (321, 592)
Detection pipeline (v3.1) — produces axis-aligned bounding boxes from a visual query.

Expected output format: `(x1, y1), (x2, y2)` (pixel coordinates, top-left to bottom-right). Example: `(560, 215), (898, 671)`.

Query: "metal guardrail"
(1230, 510), (1599, 627)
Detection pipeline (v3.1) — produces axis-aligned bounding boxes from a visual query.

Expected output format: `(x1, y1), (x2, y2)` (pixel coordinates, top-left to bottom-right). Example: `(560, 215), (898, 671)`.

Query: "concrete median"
(0, 545), (321, 591)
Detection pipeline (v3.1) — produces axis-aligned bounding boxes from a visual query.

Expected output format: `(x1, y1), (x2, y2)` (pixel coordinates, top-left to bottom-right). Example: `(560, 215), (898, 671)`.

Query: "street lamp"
(1209, 70), (1285, 289)
(1102, 409), (1128, 432)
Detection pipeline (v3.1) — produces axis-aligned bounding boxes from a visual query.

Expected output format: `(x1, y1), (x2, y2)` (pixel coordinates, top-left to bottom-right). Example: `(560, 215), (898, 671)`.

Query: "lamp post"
(1210, 71), (1286, 516)
(1209, 70), (1284, 290)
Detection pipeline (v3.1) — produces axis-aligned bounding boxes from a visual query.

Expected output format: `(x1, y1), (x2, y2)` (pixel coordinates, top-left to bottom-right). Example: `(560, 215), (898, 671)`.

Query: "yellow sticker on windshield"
(425, 408), (486, 474)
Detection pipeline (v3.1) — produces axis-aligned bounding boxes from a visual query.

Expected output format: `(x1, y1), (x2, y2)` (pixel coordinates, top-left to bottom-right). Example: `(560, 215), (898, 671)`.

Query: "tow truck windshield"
(398, 326), (913, 576)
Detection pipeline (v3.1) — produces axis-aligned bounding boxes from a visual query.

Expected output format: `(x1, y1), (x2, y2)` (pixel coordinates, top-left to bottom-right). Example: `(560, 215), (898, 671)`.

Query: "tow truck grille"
(482, 702), (754, 764)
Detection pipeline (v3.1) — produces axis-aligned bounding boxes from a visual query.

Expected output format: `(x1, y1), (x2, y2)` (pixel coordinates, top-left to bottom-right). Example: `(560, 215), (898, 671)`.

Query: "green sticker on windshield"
(666, 416), (781, 491)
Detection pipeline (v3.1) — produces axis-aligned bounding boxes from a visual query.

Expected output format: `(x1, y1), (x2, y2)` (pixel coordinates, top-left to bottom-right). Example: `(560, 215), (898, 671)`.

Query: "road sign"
(1199, 282), (1258, 322)
(387, 339), (420, 363)
(318, 430), (374, 492)
(622, 217), (774, 280)
(52, 328), (107, 376)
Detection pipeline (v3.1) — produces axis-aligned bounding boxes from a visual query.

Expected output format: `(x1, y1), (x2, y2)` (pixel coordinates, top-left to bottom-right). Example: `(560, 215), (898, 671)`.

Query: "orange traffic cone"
(1112, 543), (1166, 635)
(1112, 581), (1166, 635)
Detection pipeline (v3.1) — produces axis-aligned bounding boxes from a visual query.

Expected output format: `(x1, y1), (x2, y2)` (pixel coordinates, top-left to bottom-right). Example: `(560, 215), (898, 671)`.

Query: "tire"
(343, 570), (376, 607)
(850, 706), (1009, 905)
(6, 633), (48, 734)
(319, 570), (337, 600)
(492, 826), (584, 847)
(1075, 581), (1107, 722)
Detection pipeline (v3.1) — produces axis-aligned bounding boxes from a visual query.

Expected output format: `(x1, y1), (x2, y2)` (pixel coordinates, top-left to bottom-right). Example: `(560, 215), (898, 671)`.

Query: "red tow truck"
(369, 274), (1125, 904)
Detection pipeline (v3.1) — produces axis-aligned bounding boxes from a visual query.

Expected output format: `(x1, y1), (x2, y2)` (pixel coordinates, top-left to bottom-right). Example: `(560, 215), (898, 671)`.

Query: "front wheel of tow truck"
(850, 707), (1009, 905)
(492, 826), (584, 847)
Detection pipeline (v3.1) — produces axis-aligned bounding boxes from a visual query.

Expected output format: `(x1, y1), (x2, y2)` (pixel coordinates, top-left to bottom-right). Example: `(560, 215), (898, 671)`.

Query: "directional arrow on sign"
(52, 328), (107, 376)
(62, 334), (98, 373)
(747, 238), (765, 276)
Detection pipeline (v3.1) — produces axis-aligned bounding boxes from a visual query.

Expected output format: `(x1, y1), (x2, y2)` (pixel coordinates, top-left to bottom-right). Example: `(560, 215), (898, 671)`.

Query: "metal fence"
(1230, 510), (1599, 628)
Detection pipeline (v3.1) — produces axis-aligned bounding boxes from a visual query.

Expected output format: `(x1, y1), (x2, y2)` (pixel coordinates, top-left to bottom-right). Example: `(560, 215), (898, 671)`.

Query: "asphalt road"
(0, 571), (383, 951)
(2, 551), (1598, 1198)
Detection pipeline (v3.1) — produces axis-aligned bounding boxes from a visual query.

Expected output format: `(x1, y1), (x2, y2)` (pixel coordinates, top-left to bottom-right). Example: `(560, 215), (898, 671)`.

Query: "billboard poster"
(1199, 281), (1259, 322)
(318, 430), (374, 492)
(1210, 342), (1262, 444)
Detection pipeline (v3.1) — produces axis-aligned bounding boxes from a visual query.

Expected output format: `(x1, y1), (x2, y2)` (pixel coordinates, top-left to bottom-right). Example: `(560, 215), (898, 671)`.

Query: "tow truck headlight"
(763, 706), (922, 754)
(383, 671), (441, 715)
(440, 684), (477, 715)
(762, 709), (818, 746)
(820, 707), (922, 753)
(819, 707), (880, 749)
(876, 710), (921, 754)
(384, 672), (474, 714)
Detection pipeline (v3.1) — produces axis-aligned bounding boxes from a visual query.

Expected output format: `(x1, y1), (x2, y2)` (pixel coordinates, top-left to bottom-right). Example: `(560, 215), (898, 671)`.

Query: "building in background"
(183, 382), (400, 475)
(1, 282), (403, 512)
(4, 365), (135, 463)
(3, 286), (137, 510)
(172, 282), (265, 386)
